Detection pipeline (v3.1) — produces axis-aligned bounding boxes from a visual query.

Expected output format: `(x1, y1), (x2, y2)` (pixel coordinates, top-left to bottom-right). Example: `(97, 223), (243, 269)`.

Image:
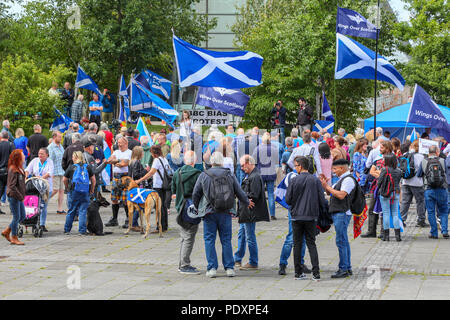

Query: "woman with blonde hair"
(167, 140), (184, 172)
(220, 137), (235, 174)
(14, 128), (29, 161)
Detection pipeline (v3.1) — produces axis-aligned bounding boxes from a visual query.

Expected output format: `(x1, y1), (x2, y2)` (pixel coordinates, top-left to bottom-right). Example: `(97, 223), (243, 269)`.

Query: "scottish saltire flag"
(410, 127), (418, 142)
(336, 7), (378, 39)
(322, 92), (335, 122)
(127, 188), (156, 204)
(118, 74), (131, 123)
(173, 34), (263, 89)
(50, 108), (72, 133)
(335, 33), (405, 91)
(130, 78), (178, 127)
(275, 172), (298, 209)
(313, 120), (334, 134)
(136, 116), (150, 140)
(102, 140), (111, 186)
(75, 66), (102, 96)
(407, 84), (450, 141)
(196, 87), (250, 117)
(144, 70), (172, 99)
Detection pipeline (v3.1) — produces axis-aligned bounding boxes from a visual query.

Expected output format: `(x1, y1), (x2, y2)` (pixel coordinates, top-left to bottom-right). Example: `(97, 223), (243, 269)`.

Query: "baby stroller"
(18, 177), (50, 238)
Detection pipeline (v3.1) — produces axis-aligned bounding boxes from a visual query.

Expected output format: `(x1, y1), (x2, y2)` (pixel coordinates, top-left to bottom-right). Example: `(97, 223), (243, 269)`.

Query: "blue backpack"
(72, 164), (90, 193)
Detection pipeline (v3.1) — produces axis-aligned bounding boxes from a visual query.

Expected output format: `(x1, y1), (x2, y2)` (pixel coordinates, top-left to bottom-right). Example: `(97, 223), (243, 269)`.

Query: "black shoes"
(41, 226), (48, 232)
(105, 218), (118, 227)
(270, 216), (277, 220)
(301, 264), (312, 274)
(417, 221), (429, 228)
(102, 187), (111, 193)
(278, 264), (287, 275)
(331, 269), (349, 279)
(0, 209), (5, 215)
(428, 235), (438, 239)
(394, 229), (402, 242)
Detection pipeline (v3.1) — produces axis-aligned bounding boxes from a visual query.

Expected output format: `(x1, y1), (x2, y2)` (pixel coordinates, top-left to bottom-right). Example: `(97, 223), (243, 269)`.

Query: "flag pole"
(373, 0), (380, 135)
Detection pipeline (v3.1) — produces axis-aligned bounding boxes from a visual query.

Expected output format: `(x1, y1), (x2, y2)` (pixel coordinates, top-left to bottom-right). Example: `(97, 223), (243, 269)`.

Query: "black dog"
(87, 197), (112, 236)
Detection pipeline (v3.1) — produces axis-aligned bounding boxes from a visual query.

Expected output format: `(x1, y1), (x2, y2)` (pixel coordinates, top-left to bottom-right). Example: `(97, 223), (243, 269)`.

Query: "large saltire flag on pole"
(313, 120), (334, 134)
(136, 116), (150, 140)
(118, 74), (130, 124)
(130, 78), (178, 127)
(75, 66), (103, 97)
(173, 34), (264, 89)
(335, 33), (405, 91)
(144, 69), (172, 100)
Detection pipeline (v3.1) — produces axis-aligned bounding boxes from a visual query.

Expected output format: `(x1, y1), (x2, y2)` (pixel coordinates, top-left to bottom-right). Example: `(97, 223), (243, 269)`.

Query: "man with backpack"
(320, 159), (365, 279)
(192, 152), (250, 278)
(287, 131), (322, 176)
(171, 151), (202, 275)
(419, 145), (448, 239)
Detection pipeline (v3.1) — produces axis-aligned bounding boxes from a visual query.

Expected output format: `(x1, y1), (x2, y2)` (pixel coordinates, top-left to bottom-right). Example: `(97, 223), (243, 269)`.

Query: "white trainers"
(226, 269), (235, 277)
(206, 268), (217, 278)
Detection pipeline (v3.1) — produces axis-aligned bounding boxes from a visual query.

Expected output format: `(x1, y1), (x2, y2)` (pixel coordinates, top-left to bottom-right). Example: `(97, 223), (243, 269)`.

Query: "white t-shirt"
(152, 157), (170, 189)
(112, 149), (132, 174)
(26, 157), (54, 191)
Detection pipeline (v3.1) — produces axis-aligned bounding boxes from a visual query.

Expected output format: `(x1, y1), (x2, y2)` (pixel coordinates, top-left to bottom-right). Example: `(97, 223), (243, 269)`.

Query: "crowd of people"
(0, 100), (449, 280)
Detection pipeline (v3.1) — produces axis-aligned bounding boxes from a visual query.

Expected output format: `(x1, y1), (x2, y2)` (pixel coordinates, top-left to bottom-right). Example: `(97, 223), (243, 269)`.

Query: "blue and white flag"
(136, 116), (150, 140)
(196, 87), (250, 117)
(173, 34), (263, 89)
(335, 33), (405, 91)
(336, 7), (378, 39)
(144, 70), (172, 100)
(407, 84), (450, 141)
(313, 120), (334, 134)
(275, 172), (298, 209)
(50, 108), (72, 133)
(130, 78), (178, 127)
(410, 127), (418, 142)
(75, 66), (102, 97)
(102, 140), (111, 186)
(322, 92), (335, 122)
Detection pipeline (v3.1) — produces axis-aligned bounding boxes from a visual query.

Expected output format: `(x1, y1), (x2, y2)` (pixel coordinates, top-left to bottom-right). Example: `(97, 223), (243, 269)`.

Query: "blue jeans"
(1, 188), (6, 203)
(279, 211), (306, 266)
(40, 191), (51, 226)
(203, 213), (234, 271)
(265, 180), (275, 217)
(236, 166), (245, 185)
(132, 209), (139, 227)
(234, 223), (258, 266)
(65, 191), (90, 234)
(8, 197), (26, 236)
(332, 212), (352, 271)
(425, 188), (448, 237)
(380, 194), (401, 229)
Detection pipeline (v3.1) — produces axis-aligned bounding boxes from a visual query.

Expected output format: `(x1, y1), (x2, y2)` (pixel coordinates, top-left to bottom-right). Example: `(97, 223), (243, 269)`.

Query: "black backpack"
(337, 176), (366, 216)
(156, 158), (173, 191)
(425, 158), (445, 189)
(205, 169), (235, 212)
(378, 167), (396, 198)
(398, 152), (416, 179)
(307, 147), (317, 175)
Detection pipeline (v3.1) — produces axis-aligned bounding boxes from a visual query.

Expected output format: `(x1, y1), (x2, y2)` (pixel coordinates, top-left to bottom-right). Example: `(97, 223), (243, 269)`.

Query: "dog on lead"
(120, 176), (163, 238)
(87, 196), (112, 236)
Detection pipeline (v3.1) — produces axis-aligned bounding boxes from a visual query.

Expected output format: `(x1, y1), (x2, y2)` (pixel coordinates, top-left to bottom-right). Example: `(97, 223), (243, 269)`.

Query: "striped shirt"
(48, 142), (65, 176)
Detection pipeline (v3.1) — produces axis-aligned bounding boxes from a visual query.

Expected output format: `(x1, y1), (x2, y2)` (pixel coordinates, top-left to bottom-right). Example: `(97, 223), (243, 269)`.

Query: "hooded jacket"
(171, 165), (202, 213)
(237, 167), (270, 223)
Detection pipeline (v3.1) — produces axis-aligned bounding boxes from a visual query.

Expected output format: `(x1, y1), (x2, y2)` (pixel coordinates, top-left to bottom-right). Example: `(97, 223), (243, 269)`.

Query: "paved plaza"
(1, 194), (450, 300)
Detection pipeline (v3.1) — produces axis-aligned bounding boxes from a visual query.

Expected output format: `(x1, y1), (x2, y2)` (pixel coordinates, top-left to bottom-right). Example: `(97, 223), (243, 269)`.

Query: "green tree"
(233, 0), (399, 132)
(394, 0), (449, 106)
(0, 55), (74, 135)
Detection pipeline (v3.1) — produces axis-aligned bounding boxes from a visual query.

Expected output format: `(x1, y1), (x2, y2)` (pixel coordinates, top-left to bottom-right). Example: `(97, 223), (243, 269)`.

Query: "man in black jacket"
(234, 155), (269, 270)
(296, 98), (313, 136)
(271, 100), (287, 147)
(285, 156), (325, 281)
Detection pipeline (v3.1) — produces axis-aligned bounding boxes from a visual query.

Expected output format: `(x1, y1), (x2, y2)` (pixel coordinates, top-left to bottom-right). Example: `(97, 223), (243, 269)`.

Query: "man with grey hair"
(71, 94), (84, 124)
(287, 131), (322, 175)
(82, 122), (103, 147)
(419, 145), (449, 239)
(192, 151), (250, 278)
(376, 127), (389, 141)
(171, 150), (202, 274)
(1, 120), (14, 142)
(62, 133), (83, 171)
(63, 122), (80, 149)
(26, 124), (48, 163)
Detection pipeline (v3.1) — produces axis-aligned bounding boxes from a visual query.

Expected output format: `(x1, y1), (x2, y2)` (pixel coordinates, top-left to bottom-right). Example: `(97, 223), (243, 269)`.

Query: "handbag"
(176, 170), (201, 226)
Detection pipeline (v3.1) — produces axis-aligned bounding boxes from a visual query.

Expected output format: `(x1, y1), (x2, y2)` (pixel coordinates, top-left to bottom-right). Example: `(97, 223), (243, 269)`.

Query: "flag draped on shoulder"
(322, 92), (335, 122)
(173, 34), (263, 89)
(336, 7), (378, 39)
(275, 172), (298, 209)
(102, 140), (111, 186)
(75, 66), (102, 97)
(335, 33), (405, 91)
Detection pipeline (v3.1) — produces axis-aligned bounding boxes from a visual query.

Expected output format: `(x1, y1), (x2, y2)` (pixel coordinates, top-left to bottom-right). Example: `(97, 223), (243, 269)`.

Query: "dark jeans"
(292, 220), (319, 275)
(155, 188), (168, 231)
(89, 115), (101, 128)
(0, 174), (7, 205)
(8, 197), (26, 236)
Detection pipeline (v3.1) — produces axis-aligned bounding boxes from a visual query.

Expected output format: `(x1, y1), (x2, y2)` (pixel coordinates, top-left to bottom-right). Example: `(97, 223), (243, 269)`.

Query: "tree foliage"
(233, 0), (399, 132)
(394, 0), (449, 106)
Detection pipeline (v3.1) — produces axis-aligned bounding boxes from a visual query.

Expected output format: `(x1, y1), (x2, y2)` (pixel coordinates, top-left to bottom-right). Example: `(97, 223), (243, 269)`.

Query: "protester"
(89, 93), (103, 127)
(378, 154), (402, 241)
(352, 139), (368, 191)
(296, 98), (313, 135)
(140, 135), (152, 169)
(281, 137), (295, 174)
(224, 124), (237, 139)
(252, 132), (279, 220)
(48, 81), (59, 96)
(2, 120), (14, 142)
(320, 159), (355, 278)
(419, 145), (448, 239)
(220, 137), (235, 174)
(126, 127), (140, 151)
(100, 123), (114, 150)
(71, 95), (84, 124)
(126, 145), (147, 230)
(391, 137), (402, 157)
(25, 147), (54, 232)
(82, 122), (104, 148)
(0, 132), (15, 215)
(101, 89), (114, 124)
(192, 152), (249, 278)
(2, 150), (26, 245)
(166, 126), (180, 144)
(287, 131), (322, 176)
(62, 133), (83, 171)
(318, 142), (333, 186)
(287, 156), (326, 281)
(234, 155), (269, 270)
(63, 151), (95, 235)
(48, 131), (66, 214)
(167, 140), (184, 172)
(179, 110), (193, 141)
(61, 82), (75, 117)
(27, 124), (49, 163)
(271, 100), (286, 146)
(83, 140), (107, 196)
(172, 151), (202, 274)
(14, 128), (28, 162)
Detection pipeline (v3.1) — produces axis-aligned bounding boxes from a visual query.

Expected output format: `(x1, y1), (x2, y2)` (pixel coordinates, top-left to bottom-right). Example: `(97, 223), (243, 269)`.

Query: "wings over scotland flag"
(335, 33), (405, 91)
(173, 34), (263, 89)
(144, 70), (172, 100)
(322, 92), (335, 122)
(407, 84), (450, 141)
(75, 66), (102, 97)
(196, 87), (250, 117)
(336, 7), (378, 39)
